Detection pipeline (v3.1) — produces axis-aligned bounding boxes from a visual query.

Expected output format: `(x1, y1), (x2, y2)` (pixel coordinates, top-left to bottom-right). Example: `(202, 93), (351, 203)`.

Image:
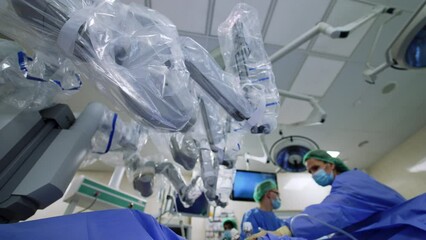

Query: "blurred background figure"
(240, 179), (284, 239)
(222, 217), (239, 240)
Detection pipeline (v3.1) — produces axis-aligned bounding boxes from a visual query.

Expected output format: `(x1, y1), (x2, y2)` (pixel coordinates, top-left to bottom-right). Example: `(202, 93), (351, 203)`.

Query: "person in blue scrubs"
(260, 149), (406, 239)
(285, 150), (405, 239)
(240, 179), (285, 239)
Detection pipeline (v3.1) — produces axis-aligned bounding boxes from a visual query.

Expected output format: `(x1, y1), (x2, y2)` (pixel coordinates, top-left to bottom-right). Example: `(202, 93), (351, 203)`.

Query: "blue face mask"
(313, 168), (334, 186)
(223, 230), (232, 240)
(272, 198), (281, 209)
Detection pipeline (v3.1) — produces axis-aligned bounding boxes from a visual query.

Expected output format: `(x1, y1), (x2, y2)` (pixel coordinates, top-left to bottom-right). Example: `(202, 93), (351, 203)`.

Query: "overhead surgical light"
(269, 136), (319, 172)
(390, 4), (426, 69)
(364, 3), (426, 83)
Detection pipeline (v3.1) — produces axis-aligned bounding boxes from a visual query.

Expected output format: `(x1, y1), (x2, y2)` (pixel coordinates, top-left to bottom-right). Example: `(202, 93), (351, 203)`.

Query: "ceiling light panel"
(327, 151), (340, 157)
(152, 0), (209, 34)
(264, 0), (331, 46)
(311, 0), (376, 57)
(210, 0), (271, 36)
(290, 56), (345, 97)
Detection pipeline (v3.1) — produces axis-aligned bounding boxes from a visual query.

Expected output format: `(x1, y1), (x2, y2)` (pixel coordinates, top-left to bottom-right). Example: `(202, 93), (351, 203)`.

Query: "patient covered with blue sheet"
(0, 209), (184, 240)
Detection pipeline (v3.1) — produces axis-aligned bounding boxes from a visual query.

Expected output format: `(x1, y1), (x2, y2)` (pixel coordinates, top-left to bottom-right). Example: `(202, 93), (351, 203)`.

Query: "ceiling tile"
(361, 0), (424, 11)
(278, 98), (313, 125)
(271, 48), (308, 91)
(264, 0), (331, 46)
(290, 56), (345, 97)
(388, 0), (425, 12)
(211, 0), (271, 36)
(311, 0), (377, 57)
(152, 0), (209, 34)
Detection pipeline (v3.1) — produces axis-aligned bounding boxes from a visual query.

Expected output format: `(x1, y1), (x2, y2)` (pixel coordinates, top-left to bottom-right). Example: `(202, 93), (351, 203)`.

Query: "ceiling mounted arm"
(364, 2), (425, 84)
(279, 89), (327, 126)
(270, 6), (394, 63)
(243, 135), (269, 164)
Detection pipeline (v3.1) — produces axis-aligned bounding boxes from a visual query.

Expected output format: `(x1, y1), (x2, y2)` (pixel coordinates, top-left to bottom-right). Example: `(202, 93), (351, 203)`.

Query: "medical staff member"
(257, 149), (406, 239)
(223, 218), (239, 240)
(240, 179), (284, 239)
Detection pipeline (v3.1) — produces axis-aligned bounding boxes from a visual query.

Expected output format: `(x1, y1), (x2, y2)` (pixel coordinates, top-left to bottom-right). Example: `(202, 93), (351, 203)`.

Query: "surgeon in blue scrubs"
(251, 149), (406, 239)
(240, 179), (285, 239)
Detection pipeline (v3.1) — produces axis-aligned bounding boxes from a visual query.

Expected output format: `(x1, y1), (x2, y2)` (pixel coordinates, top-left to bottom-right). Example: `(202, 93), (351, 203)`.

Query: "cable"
(165, 213), (178, 225)
(76, 192), (99, 213)
(365, 9), (402, 69)
(290, 214), (358, 240)
(157, 194), (175, 221)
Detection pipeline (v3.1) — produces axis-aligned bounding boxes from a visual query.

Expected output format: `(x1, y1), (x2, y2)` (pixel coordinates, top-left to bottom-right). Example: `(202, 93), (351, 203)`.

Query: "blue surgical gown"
(240, 208), (285, 239)
(283, 170), (405, 239)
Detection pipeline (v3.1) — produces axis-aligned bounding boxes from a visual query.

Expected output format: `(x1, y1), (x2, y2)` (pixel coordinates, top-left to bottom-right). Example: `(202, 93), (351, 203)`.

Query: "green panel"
(78, 185), (145, 211)
(82, 178), (145, 204)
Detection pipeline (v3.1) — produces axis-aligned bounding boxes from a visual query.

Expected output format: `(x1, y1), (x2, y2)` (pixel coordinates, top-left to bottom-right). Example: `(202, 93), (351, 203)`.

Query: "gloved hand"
(231, 228), (240, 239)
(245, 226), (292, 240)
(245, 230), (267, 240)
(271, 226), (292, 236)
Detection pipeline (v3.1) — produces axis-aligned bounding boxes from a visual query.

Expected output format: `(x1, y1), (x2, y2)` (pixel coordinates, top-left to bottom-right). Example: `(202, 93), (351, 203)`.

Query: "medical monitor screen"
(173, 193), (209, 218)
(231, 170), (277, 202)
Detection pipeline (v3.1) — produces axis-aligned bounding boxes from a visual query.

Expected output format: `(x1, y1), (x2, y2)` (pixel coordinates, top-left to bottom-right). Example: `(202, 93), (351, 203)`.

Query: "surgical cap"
(303, 149), (349, 173)
(222, 218), (238, 230)
(253, 179), (278, 202)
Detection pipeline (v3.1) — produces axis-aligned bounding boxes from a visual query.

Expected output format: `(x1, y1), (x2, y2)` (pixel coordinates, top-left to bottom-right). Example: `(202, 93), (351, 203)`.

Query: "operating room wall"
(367, 124), (426, 199)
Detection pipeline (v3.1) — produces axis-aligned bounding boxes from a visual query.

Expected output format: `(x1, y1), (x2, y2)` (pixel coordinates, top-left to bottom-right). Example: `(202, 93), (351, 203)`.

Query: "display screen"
(231, 170), (277, 202)
(173, 193), (209, 217)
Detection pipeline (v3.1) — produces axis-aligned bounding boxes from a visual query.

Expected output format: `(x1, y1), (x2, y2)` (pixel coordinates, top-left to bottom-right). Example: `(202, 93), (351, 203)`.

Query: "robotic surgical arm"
(81, 107), (148, 168)
(0, 100), (120, 223)
(2, 0), (197, 132)
(179, 4), (280, 135)
(217, 3), (280, 134)
(0, 1), (282, 211)
(149, 91), (236, 207)
(171, 4), (281, 205)
(83, 110), (202, 207)
(129, 155), (202, 207)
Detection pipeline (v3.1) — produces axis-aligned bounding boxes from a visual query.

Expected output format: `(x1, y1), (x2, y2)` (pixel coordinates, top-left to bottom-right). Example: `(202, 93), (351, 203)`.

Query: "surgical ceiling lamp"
(269, 136), (319, 172)
(364, 3), (426, 84)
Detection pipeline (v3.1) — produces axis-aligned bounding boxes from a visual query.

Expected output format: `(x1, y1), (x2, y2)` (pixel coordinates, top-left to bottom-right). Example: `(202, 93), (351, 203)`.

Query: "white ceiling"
(73, 0), (426, 172)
